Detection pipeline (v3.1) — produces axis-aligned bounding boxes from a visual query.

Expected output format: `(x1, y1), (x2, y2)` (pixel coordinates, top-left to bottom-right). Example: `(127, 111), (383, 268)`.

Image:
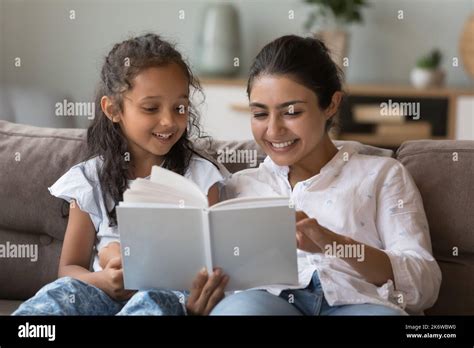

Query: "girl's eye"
(143, 107), (158, 113)
(253, 112), (268, 118)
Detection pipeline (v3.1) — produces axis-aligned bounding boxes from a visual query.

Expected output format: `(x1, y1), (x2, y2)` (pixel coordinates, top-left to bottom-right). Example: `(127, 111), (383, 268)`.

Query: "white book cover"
(117, 166), (298, 291)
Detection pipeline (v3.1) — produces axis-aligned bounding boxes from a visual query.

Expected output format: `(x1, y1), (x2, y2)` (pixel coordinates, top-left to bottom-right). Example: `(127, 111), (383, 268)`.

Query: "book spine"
(201, 209), (213, 274)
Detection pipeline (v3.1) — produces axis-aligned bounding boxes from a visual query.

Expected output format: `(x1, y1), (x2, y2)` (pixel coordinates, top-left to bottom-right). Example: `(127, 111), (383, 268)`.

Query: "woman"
(211, 35), (441, 316)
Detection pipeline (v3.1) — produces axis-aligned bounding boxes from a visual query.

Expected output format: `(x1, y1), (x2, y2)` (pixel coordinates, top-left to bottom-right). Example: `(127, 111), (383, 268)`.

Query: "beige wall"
(0, 0), (473, 130)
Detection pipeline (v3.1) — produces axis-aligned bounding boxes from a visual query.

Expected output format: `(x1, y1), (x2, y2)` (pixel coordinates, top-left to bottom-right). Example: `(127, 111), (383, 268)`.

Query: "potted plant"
(410, 49), (445, 88)
(303, 0), (370, 70)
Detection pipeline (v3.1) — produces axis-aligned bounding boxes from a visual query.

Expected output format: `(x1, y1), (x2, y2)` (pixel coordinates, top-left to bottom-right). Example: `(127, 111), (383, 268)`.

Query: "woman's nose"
(266, 114), (286, 138)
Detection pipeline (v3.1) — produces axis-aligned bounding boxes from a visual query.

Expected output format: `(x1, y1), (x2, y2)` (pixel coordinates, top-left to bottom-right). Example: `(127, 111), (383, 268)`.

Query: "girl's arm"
(59, 201), (133, 300)
(58, 201), (101, 285)
(98, 242), (121, 269)
(207, 183), (220, 206)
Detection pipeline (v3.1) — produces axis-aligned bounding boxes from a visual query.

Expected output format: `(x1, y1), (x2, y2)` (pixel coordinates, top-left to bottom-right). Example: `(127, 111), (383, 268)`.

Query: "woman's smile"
(265, 138), (300, 152)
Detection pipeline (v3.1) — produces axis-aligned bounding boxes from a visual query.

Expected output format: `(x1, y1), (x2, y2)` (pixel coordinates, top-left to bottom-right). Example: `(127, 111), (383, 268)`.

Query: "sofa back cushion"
(0, 121), (87, 299)
(396, 140), (474, 315)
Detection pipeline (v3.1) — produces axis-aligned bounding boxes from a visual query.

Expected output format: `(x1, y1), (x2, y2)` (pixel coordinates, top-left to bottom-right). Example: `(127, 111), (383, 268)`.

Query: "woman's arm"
(296, 211), (394, 287)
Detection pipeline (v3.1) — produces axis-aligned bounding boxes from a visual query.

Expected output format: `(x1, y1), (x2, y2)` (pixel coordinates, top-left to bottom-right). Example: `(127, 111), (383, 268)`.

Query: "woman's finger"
(295, 211), (308, 222)
(296, 230), (303, 248)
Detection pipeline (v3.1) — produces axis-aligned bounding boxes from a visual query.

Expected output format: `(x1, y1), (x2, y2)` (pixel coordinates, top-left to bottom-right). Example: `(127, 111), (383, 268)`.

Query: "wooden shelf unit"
(200, 78), (474, 147)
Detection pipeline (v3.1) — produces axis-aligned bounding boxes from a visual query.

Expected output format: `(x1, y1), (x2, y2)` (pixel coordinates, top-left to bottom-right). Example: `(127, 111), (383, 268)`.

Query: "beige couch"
(0, 120), (473, 315)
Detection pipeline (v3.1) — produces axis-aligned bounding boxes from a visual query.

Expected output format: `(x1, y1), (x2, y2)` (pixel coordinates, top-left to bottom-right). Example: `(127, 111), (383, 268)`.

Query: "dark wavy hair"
(247, 35), (344, 132)
(85, 33), (205, 226)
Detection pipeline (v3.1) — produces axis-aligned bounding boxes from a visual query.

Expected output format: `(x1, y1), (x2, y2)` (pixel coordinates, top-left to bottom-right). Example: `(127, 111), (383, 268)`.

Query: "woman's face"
(249, 74), (332, 167)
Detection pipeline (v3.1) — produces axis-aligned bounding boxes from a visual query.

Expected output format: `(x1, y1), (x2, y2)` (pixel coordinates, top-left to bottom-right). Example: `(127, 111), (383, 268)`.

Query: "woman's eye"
(253, 113), (268, 118)
(284, 111), (302, 116)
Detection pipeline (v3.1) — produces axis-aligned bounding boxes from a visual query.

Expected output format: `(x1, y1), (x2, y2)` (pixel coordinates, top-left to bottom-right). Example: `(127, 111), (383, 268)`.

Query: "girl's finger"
(108, 256), (122, 269)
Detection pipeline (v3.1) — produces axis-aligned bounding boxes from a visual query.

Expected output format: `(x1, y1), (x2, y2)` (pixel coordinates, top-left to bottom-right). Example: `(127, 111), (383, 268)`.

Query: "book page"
(209, 205), (298, 290)
(211, 196), (290, 210)
(124, 186), (206, 207)
(150, 166), (208, 208)
(117, 205), (207, 291)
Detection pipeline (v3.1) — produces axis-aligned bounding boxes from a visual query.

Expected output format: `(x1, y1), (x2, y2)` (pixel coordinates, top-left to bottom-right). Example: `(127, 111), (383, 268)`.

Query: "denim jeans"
(12, 277), (188, 316)
(210, 271), (407, 316)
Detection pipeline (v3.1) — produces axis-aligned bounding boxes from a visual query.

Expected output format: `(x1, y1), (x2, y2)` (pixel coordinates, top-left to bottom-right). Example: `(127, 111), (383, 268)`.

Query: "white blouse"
(49, 155), (224, 272)
(222, 143), (442, 314)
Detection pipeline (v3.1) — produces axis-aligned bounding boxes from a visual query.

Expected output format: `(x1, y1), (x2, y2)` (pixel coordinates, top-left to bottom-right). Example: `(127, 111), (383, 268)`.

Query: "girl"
(13, 33), (229, 316)
(212, 35), (441, 315)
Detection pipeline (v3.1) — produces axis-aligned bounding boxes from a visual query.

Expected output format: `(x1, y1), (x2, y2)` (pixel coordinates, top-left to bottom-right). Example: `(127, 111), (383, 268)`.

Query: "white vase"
(197, 3), (241, 77)
(410, 68), (445, 89)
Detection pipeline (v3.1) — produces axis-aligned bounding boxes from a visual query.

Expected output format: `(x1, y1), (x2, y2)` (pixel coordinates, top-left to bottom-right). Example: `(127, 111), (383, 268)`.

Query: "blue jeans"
(210, 271), (406, 316)
(12, 277), (188, 315)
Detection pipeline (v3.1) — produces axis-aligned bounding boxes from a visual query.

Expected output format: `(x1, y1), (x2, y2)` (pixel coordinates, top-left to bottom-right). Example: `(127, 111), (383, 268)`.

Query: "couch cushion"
(0, 300), (23, 316)
(0, 121), (87, 299)
(396, 140), (474, 315)
(0, 120), (87, 241)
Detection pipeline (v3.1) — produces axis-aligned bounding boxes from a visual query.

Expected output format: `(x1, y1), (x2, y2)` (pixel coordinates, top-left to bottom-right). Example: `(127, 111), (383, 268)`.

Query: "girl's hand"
(98, 242), (121, 269)
(295, 211), (324, 253)
(186, 267), (229, 315)
(100, 256), (135, 301)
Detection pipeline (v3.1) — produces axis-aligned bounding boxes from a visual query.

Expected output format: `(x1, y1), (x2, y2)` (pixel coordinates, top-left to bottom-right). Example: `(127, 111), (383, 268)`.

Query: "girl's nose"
(159, 109), (176, 128)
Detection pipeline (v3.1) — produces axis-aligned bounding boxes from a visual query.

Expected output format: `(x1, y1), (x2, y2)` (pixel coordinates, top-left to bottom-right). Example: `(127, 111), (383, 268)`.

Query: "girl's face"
(114, 63), (190, 160)
(249, 75), (334, 167)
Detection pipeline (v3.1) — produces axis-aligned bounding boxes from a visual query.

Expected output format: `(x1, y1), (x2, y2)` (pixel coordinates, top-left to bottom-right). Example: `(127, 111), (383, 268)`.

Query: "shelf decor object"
(459, 13), (474, 80)
(410, 49), (445, 89)
(303, 0), (370, 71)
(196, 2), (241, 77)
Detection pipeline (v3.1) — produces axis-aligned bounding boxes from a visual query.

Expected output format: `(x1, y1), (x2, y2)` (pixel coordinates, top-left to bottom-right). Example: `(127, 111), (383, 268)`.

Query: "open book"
(116, 166), (298, 291)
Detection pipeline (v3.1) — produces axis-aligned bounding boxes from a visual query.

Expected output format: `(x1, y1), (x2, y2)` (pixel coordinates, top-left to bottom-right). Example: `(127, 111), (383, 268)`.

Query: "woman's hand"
(295, 211), (326, 253)
(186, 267), (229, 315)
(99, 256), (135, 301)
